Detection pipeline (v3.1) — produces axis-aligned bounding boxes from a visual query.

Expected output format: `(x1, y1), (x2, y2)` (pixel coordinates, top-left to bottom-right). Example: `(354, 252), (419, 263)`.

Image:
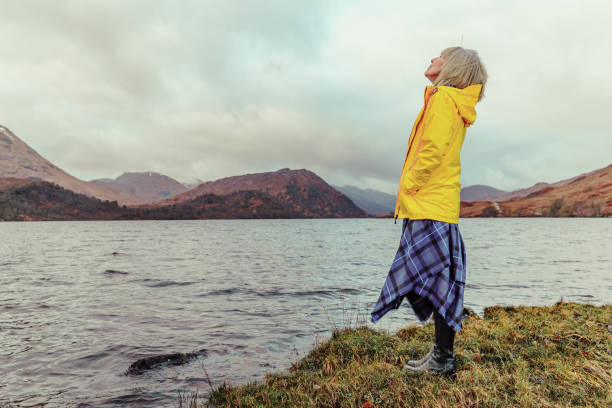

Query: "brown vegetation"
(0, 178), (367, 221)
(461, 164), (612, 217)
(147, 168), (367, 218)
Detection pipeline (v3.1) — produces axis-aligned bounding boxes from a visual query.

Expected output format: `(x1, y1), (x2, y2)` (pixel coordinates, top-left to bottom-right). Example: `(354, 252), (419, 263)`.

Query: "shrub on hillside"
(549, 199), (574, 217)
(480, 205), (498, 217)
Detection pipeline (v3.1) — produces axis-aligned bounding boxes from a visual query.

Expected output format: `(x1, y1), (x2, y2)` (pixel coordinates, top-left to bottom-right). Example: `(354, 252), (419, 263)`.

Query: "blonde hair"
(434, 46), (488, 101)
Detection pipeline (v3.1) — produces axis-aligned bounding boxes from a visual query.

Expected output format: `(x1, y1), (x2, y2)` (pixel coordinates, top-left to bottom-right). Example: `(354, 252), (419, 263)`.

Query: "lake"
(1, 218), (610, 407)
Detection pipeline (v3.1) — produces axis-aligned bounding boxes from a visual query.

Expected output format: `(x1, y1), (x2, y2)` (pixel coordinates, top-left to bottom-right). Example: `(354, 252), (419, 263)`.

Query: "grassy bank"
(206, 302), (611, 407)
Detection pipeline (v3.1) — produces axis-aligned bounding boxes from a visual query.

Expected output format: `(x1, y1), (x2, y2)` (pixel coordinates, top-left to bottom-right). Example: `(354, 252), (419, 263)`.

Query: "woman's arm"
(403, 91), (458, 193)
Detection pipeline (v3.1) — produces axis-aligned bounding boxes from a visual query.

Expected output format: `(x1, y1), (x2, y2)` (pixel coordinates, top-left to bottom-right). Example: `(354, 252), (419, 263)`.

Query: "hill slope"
(0, 178), (357, 221)
(460, 164), (612, 217)
(0, 178), (128, 221)
(0, 125), (137, 205)
(91, 172), (188, 203)
(460, 170), (596, 203)
(154, 168), (367, 218)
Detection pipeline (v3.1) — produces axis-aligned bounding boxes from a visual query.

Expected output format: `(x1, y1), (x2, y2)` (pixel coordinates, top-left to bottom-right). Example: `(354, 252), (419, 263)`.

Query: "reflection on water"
(0, 218), (610, 407)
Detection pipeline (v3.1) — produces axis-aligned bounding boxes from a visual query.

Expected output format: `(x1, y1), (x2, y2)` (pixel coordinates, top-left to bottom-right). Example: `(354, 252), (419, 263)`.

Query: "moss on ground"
(207, 302), (611, 407)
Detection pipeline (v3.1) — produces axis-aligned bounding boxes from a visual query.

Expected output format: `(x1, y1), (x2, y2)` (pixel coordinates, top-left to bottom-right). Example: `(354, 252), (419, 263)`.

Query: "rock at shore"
(126, 349), (208, 375)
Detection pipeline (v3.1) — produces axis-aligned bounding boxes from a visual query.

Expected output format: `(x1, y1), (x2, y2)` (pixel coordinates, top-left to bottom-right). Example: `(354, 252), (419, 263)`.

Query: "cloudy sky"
(1, 0), (610, 194)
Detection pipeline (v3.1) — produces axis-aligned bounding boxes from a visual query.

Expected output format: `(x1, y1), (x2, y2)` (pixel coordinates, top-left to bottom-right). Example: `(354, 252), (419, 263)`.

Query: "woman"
(371, 47), (487, 376)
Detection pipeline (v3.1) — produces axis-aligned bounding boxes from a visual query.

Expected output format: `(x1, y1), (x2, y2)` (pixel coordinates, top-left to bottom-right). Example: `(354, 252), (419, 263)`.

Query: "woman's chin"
(425, 74), (436, 83)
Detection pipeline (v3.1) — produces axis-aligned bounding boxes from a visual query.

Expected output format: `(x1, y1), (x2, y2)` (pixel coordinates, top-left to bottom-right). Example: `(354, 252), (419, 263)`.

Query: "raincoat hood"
(425, 83), (482, 127)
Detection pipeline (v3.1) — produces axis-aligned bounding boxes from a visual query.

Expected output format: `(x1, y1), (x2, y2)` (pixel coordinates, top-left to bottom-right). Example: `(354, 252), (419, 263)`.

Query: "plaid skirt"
(371, 218), (466, 332)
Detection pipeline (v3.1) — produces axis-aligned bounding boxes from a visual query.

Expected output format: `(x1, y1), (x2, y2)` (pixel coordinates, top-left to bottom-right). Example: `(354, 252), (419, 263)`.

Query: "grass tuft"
(206, 302), (611, 407)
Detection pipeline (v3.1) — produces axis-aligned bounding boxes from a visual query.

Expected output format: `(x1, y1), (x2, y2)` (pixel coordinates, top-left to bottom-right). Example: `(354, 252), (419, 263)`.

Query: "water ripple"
(0, 218), (610, 407)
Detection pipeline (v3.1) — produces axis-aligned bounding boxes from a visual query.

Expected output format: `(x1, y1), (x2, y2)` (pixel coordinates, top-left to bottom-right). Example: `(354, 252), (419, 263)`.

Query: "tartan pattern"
(371, 218), (466, 332)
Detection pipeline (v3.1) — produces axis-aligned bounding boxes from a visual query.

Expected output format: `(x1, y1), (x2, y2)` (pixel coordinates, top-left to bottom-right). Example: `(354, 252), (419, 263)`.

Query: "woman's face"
(424, 55), (445, 83)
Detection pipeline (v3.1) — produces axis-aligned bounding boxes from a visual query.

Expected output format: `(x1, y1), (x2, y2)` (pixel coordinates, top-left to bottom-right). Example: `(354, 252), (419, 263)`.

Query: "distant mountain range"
(460, 165), (612, 217)
(459, 173), (592, 203)
(0, 179), (324, 221)
(1, 124), (609, 220)
(151, 168), (366, 218)
(91, 172), (189, 203)
(333, 185), (395, 216)
(0, 171), (367, 221)
(327, 167), (611, 218)
(0, 125), (366, 219)
(460, 185), (507, 202)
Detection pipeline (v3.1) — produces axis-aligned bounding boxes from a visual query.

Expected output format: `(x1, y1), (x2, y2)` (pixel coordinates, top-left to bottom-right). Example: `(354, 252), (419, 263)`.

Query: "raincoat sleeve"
(403, 92), (457, 193)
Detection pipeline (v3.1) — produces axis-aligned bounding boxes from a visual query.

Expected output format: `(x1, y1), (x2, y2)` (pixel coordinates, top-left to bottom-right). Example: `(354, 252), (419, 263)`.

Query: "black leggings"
(406, 291), (456, 352)
(433, 310), (455, 352)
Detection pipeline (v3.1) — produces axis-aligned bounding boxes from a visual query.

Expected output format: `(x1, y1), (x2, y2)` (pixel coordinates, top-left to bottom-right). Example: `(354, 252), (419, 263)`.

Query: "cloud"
(1, 0), (610, 194)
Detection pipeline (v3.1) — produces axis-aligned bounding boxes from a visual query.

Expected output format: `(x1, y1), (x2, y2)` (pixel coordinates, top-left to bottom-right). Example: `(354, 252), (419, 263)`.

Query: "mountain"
(91, 172), (189, 203)
(0, 178), (129, 221)
(490, 181), (571, 202)
(467, 174), (587, 204)
(460, 164), (612, 217)
(136, 190), (305, 220)
(0, 125), (137, 205)
(0, 178), (330, 221)
(0, 168), (368, 220)
(460, 185), (507, 202)
(4, 164), (609, 221)
(334, 185), (395, 216)
(153, 168), (367, 218)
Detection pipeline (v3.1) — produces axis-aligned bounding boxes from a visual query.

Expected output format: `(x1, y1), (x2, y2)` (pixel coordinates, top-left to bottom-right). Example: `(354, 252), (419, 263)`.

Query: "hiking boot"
(404, 346), (434, 368)
(403, 345), (456, 377)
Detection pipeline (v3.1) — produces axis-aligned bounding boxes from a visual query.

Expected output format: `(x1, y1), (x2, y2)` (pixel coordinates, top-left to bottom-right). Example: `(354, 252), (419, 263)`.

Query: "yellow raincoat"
(394, 84), (482, 224)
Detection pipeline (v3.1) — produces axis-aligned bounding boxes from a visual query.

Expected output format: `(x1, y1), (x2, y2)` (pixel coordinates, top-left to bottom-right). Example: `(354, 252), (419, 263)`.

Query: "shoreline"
(207, 302), (611, 407)
(2, 215), (612, 222)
